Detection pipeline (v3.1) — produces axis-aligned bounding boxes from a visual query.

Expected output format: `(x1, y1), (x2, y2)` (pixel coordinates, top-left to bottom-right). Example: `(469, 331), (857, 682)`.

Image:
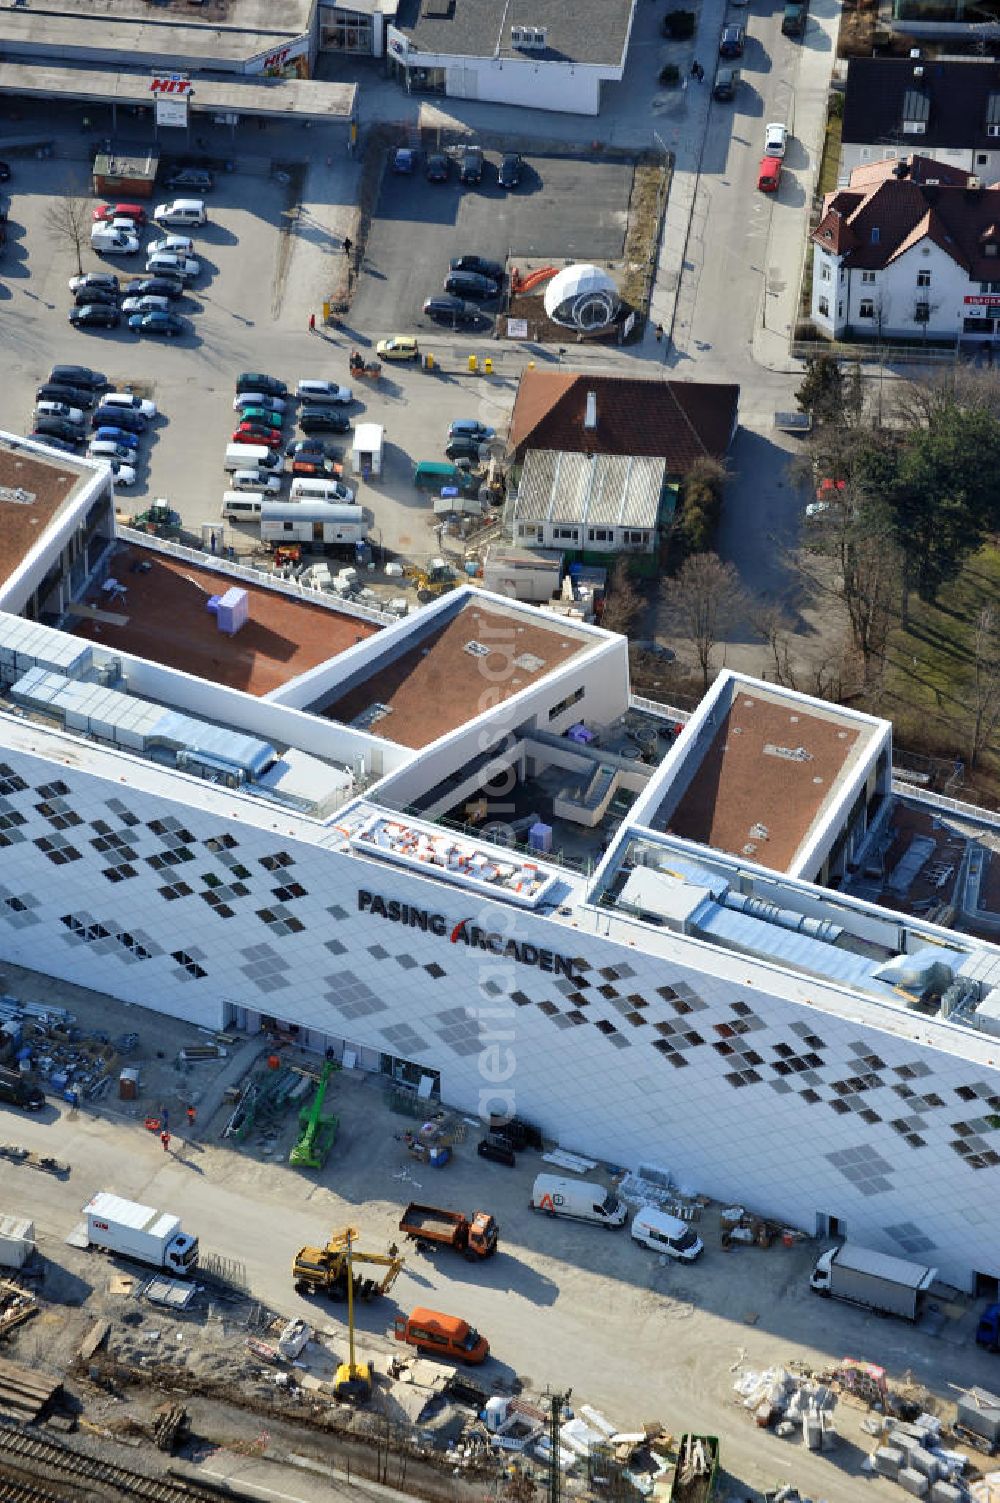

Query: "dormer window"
(871, 227), (880, 244)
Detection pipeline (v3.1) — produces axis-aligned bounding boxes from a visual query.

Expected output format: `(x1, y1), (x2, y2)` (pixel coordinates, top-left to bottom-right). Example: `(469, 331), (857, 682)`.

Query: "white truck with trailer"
(83, 1191), (198, 1276)
(809, 1242), (937, 1321)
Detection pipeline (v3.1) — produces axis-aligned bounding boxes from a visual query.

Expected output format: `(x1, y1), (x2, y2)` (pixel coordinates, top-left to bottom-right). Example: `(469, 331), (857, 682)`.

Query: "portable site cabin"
(259, 501), (373, 547)
(352, 423), (384, 480)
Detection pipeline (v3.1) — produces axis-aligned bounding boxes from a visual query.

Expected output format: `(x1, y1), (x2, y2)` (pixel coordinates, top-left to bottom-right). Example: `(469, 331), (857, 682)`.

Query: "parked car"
(109, 460), (137, 486)
(459, 146), (484, 184)
(757, 155), (782, 193)
(719, 22), (746, 54)
(68, 272), (119, 295)
(35, 401), (85, 426)
(162, 167), (214, 192)
(231, 425), (282, 449)
(91, 228), (140, 256)
(93, 404), (145, 433)
(122, 292), (171, 315)
(299, 409), (352, 434)
(448, 419), (495, 442)
(34, 416), (85, 445)
(36, 382), (93, 409)
(423, 295), (483, 327)
(236, 372), (288, 397)
(392, 147), (417, 174)
(450, 254), (503, 282)
(145, 253), (199, 280)
(231, 469), (282, 494)
(286, 437), (342, 459)
(290, 458), (335, 480)
(102, 393), (156, 420)
(498, 153), (523, 189)
(88, 440), (135, 462)
(713, 65), (741, 100)
(93, 427), (139, 451)
(93, 203), (147, 226)
(73, 287), (118, 308)
(238, 407), (283, 430)
(444, 270), (499, 301)
(764, 122), (788, 158)
(69, 304), (120, 328)
(49, 365), (108, 391)
(445, 436), (485, 462)
(376, 336), (419, 361)
(425, 154), (450, 183)
(28, 432), (77, 453)
(152, 199), (207, 228)
(235, 392), (287, 413)
(129, 276), (183, 300)
(296, 379), (352, 405)
(148, 234), (195, 257)
(128, 310), (186, 336)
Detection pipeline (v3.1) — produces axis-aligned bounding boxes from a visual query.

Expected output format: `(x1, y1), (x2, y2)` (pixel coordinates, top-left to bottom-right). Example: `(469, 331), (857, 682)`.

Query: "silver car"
(145, 253), (200, 281)
(121, 295), (170, 315)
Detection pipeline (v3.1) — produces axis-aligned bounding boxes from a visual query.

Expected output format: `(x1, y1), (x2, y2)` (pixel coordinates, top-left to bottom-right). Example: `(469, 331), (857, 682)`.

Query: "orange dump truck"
(398, 1203), (499, 1260)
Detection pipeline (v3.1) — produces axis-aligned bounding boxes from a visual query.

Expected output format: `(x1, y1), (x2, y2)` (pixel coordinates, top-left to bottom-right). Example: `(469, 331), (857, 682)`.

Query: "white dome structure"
(543, 264), (619, 332)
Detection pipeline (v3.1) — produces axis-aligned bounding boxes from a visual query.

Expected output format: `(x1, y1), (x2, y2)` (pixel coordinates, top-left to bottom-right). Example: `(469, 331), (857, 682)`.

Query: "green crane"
(289, 1060), (339, 1170)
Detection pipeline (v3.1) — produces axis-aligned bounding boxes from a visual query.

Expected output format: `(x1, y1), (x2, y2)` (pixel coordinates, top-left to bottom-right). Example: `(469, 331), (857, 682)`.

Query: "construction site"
(0, 962), (999, 1503)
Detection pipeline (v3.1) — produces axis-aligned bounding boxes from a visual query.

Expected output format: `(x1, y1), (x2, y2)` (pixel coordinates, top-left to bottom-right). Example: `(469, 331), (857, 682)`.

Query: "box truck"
(0, 1068), (44, 1112)
(83, 1191), (199, 1275)
(530, 1174), (627, 1228)
(809, 1242), (937, 1321)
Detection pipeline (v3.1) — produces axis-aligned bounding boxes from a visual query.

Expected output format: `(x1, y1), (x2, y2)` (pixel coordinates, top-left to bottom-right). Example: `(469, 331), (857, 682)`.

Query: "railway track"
(0, 1426), (223, 1503)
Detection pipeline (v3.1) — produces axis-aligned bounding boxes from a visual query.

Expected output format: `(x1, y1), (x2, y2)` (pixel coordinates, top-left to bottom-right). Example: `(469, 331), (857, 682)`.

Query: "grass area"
(817, 110), (843, 198)
(620, 159), (670, 314)
(877, 543), (1000, 798)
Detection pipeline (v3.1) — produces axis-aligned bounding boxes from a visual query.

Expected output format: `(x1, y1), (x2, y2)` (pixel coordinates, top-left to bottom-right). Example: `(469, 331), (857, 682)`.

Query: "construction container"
(0, 1215), (35, 1269)
(119, 1067), (140, 1101)
(957, 1386), (1000, 1447)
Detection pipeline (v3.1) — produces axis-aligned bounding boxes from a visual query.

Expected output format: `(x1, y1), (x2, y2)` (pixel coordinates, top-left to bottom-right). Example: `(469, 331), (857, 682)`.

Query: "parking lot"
(351, 150), (635, 334)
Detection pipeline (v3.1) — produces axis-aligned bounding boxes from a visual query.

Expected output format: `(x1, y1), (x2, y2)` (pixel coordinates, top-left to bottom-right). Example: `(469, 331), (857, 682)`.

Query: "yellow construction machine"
(333, 1228), (371, 1403)
(292, 1226), (403, 1303)
(403, 560), (459, 604)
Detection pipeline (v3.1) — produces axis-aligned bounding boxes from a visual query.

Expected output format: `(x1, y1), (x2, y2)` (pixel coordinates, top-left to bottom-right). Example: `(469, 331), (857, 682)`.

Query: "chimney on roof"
(584, 391), (598, 430)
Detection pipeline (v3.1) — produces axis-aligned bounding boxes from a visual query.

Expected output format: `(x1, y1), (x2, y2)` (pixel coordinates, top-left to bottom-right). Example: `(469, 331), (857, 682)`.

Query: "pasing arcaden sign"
(357, 889), (582, 981)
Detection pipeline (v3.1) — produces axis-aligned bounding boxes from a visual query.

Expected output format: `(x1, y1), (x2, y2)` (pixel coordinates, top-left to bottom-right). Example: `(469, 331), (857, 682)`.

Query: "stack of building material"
(0, 1356), (61, 1420)
(0, 1279), (37, 1338)
(734, 1366), (837, 1445)
(151, 1401), (189, 1452)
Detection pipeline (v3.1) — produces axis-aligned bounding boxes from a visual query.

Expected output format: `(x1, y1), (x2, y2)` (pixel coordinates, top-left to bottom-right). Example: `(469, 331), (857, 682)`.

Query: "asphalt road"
(351, 152), (634, 334)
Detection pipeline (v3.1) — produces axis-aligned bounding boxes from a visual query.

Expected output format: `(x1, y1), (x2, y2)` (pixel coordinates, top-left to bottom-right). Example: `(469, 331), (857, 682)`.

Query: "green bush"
(659, 63), (682, 85)
(662, 8), (696, 36)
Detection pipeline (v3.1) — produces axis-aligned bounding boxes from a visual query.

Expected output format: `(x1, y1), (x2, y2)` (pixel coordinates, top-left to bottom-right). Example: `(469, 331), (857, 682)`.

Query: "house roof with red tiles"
(811, 156), (1000, 278)
(507, 370), (739, 475)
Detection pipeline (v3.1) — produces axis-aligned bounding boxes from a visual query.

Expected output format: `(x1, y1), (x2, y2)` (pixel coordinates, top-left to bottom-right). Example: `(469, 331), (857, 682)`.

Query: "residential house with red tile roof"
(810, 155), (1000, 343)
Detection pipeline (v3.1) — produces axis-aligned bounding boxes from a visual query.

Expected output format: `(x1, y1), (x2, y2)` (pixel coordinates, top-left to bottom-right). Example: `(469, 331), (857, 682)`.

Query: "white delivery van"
(530, 1174), (627, 1228)
(221, 493), (264, 521)
(630, 1207), (704, 1261)
(224, 443), (278, 474)
(153, 198), (207, 227)
(351, 422), (384, 479)
(289, 476), (356, 504)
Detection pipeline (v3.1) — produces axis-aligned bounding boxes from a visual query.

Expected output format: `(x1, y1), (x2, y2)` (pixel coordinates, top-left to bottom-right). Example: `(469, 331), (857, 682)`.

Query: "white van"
(222, 493), (264, 521)
(231, 469), (282, 495)
(91, 226), (140, 255)
(153, 198), (207, 228)
(224, 443), (278, 474)
(530, 1174), (627, 1228)
(630, 1207), (704, 1261)
(289, 476), (356, 505)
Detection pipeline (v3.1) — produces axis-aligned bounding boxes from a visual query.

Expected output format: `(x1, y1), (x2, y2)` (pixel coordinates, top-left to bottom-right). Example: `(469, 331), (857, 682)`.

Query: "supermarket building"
(5, 434), (1000, 1291)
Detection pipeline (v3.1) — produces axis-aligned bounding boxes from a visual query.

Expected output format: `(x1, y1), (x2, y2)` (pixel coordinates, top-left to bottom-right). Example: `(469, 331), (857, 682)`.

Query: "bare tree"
(600, 557), (643, 637)
(660, 553), (745, 690)
(44, 191), (92, 278)
(964, 606), (1000, 769)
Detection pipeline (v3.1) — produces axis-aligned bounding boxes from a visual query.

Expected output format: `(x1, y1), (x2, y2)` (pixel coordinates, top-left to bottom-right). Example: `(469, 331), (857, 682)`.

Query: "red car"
(232, 425), (282, 449)
(93, 203), (148, 226)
